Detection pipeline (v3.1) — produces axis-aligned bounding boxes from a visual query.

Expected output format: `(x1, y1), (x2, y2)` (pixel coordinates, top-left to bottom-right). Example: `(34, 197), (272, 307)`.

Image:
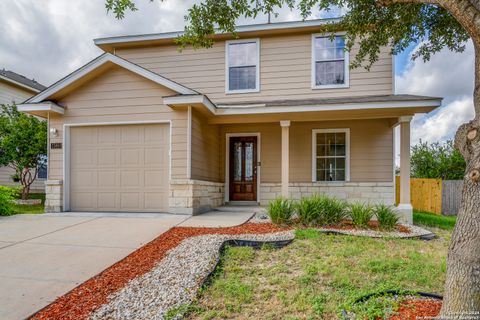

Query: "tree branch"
(379, 0), (480, 42)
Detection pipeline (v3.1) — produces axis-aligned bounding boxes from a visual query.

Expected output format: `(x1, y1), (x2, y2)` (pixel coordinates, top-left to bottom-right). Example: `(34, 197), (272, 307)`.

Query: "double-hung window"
(312, 35), (349, 89)
(226, 39), (260, 93)
(312, 129), (350, 182)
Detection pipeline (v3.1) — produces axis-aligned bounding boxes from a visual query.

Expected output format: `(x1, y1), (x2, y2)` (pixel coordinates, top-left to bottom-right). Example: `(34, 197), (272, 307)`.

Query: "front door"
(229, 136), (257, 201)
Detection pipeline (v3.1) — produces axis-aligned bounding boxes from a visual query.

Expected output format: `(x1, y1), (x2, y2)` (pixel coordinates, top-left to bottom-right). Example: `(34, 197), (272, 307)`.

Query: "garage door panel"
(97, 193), (117, 209)
(97, 127), (117, 144)
(70, 124), (169, 212)
(120, 148), (142, 165)
(97, 171), (117, 187)
(98, 149), (117, 166)
(120, 171), (141, 187)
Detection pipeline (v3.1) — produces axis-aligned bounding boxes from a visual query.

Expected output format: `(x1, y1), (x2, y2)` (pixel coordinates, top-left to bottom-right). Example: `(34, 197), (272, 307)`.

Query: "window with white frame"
(312, 35), (349, 88)
(313, 129), (349, 182)
(226, 39), (259, 93)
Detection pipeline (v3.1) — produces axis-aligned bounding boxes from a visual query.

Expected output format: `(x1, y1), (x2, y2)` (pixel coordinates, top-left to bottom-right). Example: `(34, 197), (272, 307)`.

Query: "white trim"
(0, 74), (42, 93)
(280, 120), (291, 127)
(62, 120), (172, 212)
(27, 53), (196, 103)
(215, 99), (442, 115)
(225, 38), (260, 94)
(94, 18), (342, 46)
(17, 102), (65, 115)
(187, 106), (192, 179)
(224, 132), (261, 203)
(312, 128), (350, 182)
(163, 94), (216, 114)
(311, 33), (350, 90)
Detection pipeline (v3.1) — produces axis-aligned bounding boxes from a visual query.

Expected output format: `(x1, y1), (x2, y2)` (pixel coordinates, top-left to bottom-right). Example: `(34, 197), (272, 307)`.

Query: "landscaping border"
(341, 290), (443, 320)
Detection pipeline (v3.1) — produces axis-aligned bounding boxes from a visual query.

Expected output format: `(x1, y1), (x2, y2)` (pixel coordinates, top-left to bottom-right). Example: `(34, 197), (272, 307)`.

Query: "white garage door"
(70, 124), (169, 212)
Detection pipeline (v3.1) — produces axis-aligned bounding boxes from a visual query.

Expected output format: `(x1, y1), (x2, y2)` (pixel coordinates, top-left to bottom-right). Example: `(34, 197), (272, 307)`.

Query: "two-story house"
(0, 69), (46, 191)
(19, 19), (441, 223)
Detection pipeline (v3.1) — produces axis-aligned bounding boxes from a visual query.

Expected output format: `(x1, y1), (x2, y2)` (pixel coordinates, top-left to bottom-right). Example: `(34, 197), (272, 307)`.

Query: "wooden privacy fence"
(395, 177), (462, 215)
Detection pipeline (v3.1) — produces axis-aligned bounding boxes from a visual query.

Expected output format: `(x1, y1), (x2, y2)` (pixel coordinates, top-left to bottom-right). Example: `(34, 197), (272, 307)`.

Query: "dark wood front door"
(229, 136), (257, 201)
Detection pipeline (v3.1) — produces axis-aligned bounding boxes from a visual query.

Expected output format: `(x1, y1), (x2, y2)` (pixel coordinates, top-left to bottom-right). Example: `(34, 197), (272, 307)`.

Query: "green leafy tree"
(107, 0), (480, 316)
(0, 105), (47, 200)
(411, 140), (466, 179)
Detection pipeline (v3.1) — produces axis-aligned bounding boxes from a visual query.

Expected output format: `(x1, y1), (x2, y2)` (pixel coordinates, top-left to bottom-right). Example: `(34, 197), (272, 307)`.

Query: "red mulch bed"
(389, 299), (442, 320)
(322, 220), (411, 234)
(30, 223), (290, 320)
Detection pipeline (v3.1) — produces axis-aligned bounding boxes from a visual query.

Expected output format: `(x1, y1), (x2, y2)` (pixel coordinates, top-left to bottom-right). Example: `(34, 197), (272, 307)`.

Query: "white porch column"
(397, 116), (413, 224)
(280, 121), (290, 198)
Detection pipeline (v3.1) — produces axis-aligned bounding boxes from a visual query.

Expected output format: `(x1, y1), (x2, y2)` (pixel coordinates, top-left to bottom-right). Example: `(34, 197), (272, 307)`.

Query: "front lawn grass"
(187, 229), (450, 320)
(413, 211), (456, 230)
(12, 193), (45, 215)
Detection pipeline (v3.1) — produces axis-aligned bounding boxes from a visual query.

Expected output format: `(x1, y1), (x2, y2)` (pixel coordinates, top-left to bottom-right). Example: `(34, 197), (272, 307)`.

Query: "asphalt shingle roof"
(0, 69), (46, 92)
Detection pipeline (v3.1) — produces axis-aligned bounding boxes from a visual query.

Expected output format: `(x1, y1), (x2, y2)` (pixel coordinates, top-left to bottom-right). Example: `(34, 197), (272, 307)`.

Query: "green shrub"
(374, 204), (399, 230)
(0, 186), (18, 216)
(349, 202), (374, 227)
(297, 194), (324, 225)
(267, 197), (295, 224)
(322, 196), (348, 225)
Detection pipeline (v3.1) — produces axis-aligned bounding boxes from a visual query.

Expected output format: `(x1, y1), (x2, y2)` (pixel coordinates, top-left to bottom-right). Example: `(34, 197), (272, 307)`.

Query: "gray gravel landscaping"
(90, 230), (294, 320)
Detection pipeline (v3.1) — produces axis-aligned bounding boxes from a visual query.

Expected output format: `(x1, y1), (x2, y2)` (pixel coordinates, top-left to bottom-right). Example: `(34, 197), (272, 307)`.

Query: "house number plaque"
(51, 143), (62, 149)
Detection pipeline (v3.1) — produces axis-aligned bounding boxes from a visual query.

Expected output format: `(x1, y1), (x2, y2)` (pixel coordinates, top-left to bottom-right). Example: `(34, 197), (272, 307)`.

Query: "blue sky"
(0, 0), (475, 154)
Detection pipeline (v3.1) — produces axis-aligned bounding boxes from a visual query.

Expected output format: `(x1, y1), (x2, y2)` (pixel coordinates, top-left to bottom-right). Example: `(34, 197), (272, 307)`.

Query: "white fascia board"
(17, 102), (65, 114)
(215, 99), (442, 115)
(27, 53), (195, 103)
(163, 94), (216, 114)
(94, 18), (341, 46)
(0, 75), (41, 93)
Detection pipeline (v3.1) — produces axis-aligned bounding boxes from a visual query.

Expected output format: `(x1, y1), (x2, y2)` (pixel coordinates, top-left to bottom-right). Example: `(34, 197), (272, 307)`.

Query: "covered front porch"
(168, 94), (440, 223)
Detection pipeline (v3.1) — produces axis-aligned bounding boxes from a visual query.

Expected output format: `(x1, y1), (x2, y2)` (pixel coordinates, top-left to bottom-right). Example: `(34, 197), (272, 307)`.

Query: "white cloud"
(395, 41), (475, 145)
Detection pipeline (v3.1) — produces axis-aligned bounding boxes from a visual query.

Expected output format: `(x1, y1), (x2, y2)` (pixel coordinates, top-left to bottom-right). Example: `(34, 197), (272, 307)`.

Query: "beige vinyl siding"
(0, 80), (34, 105)
(219, 119), (393, 184)
(116, 33), (393, 104)
(48, 66), (188, 181)
(191, 108), (221, 182)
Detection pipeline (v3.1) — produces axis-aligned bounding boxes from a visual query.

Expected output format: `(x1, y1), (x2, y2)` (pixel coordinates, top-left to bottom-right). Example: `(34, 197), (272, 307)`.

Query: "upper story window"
(312, 35), (349, 89)
(226, 39), (260, 93)
(312, 129), (350, 182)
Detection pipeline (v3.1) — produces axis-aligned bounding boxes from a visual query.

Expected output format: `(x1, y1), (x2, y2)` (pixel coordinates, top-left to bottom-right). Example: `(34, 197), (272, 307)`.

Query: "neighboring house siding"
(0, 80), (44, 191)
(48, 66), (189, 181)
(219, 119), (393, 184)
(0, 81), (33, 105)
(116, 33), (393, 104)
(191, 109), (221, 182)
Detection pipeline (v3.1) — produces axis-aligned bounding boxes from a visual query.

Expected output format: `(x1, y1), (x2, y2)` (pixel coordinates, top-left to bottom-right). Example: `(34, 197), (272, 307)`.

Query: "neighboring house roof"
(25, 53), (197, 104)
(94, 18), (341, 51)
(0, 69), (46, 93)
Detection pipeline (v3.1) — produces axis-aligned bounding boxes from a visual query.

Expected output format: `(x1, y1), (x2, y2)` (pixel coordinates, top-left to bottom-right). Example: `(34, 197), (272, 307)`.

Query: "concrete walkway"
(0, 209), (257, 320)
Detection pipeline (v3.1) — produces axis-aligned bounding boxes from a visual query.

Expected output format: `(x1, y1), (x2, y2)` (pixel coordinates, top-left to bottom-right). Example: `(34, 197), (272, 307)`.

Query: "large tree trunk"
(440, 42), (480, 317)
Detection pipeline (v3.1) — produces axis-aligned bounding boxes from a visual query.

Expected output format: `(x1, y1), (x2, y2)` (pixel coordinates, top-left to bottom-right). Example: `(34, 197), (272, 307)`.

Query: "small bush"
(322, 196), (348, 225)
(0, 186), (18, 216)
(349, 202), (374, 227)
(374, 204), (399, 230)
(267, 197), (295, 224)
(297, 194), (324, 225)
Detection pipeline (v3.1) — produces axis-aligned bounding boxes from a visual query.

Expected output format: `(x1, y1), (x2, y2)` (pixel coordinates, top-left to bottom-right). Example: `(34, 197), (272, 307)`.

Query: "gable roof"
(26, 53), (197, 103)
(0, 69), (46, 93)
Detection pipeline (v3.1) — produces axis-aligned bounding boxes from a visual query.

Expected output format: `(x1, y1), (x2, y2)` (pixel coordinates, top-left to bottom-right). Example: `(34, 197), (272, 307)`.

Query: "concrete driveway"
(0, 213), (187, 320)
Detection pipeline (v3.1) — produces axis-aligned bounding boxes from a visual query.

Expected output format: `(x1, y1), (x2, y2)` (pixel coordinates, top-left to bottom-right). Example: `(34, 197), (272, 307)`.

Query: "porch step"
(216, 203), (264, 213)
